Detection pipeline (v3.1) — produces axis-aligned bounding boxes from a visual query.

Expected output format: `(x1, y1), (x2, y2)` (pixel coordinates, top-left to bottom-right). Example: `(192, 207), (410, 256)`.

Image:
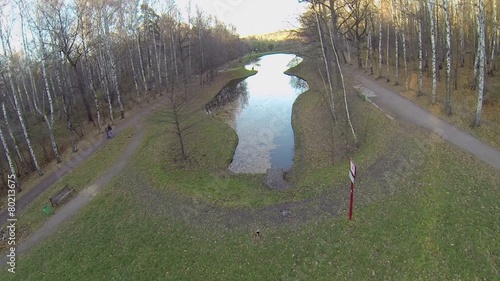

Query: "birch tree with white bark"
(473, 0), (486, 127)
(417, 0), (424, 96)
(31, 19), (62, 163)
(427, 0), (438, 104)
(0, 22), (42, 176)
(0, 113), (21, 192)
(443, 0), (452, 115)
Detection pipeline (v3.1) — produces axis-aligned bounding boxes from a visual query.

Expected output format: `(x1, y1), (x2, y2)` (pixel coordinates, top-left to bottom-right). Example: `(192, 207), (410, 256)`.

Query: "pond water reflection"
(207, 54), (308, 173)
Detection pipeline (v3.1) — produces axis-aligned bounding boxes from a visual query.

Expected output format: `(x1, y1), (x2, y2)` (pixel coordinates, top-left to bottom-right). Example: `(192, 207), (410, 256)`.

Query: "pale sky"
(0, 0), (308, 52)
(175, 0), (308, 37)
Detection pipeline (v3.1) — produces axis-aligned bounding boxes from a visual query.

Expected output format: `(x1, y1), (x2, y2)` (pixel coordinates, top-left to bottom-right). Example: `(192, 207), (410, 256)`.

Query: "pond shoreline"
(206, 53), (309, 176)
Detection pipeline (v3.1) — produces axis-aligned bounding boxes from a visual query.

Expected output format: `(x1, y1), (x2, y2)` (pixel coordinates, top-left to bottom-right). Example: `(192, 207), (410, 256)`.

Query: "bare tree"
(489, 0), (497, 75)
(443, 0), (452, 115)
(378, 1), (383, 78)
(427, 0), (437, 104)
(39, 0), (94, 123)
(399, 0), (408, 88)
(32, 22), (62, 163)
(0, 22), (42, 176)
(392, 0), (400, 85)
(365, 19), (373, 74)
(165, 90), (197, 161)
(417, 0), (424, 96)
(473, 0), (486, 127)
(0, 114), (21, 192)
(312, 0), (337, 122)
(385, 20), (390, 82)
(100, 5), (125, 119)
(338, 0), (371, 69)
(1, 100), (28, 175)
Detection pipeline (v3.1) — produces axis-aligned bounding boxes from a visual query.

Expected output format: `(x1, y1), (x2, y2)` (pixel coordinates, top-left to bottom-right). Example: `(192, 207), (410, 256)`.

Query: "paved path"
(347, 68), (500, 170)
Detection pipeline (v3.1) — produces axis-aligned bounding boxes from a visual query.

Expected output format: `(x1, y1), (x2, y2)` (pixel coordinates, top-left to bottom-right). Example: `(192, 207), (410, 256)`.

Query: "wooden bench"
(49, 185), (75, 207)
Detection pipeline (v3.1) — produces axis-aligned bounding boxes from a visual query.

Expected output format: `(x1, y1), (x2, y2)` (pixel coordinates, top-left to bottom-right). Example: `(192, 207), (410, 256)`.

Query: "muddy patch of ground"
(264, 168), (293, 190)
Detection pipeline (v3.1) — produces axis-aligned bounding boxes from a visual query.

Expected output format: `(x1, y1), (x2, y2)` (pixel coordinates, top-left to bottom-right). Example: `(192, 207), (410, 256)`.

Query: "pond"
(206, 54), (309, 173)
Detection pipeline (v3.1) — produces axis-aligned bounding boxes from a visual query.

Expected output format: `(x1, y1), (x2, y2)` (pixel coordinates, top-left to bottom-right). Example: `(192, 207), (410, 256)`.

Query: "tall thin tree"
(427, 0), (437, 103)
(443, 0), (452, 115)
(473, 0), (486, 127)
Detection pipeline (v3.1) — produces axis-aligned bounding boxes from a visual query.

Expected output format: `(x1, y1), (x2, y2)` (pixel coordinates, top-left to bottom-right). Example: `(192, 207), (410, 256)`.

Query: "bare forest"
(1, 0), (499, 193)
(299, 0), (498, 144)
(0, 0), (261, 192)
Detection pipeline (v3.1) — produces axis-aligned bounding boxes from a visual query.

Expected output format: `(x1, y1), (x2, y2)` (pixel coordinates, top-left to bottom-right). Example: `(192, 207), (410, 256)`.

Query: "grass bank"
(2, 57), (499, 280)
(0, 127), (136, 254)
(4, 119), (498, 280)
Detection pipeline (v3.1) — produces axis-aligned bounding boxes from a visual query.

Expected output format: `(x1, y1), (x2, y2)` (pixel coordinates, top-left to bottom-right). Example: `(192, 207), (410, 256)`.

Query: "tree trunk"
(489, 0), (497, 74)
(313, 1), (336, 122)
(4, 65), (43, 175)
(473, 13), (481, 87)
(99, 48), (115, 124)
(73, 64), (94, 123)
(171, 32), (180, 86)
(154, 34), (163, 89)
(147, 41), (156, 99)
(0, 23), (41, 174)
(473, 0), (486, 127)
(0, 124), (21, 192)
(345, 36), (352, 64)
(444, 0), (452, 115)
(19, 67), (34, 115)
(379, 14), (383, 78)
(18, 12), (34, 115)
(103, 14), (125, 119)
(14, 85), (42, 175)
(418, 0), (424, 96)
(175, 121), (187, 161)
(357, 38), (363, 69)
(197, 28), (205, 83)
(386, 23), (390, 82)
(137, 33), (149, 94)
(328, 25), (358, 144)
(39, 54), (61, 163)
(459, 14), (465, 67)
(400, 0), (409, 89)
(393, 0), (400, 86)
(2, 102), (28, 175)
(84, 59), (102, 133)
(129, 48), (142, 104)
(366, 27), (372, 73)
(62, 95), (77, 152)
(163, 36), (170, 91)
(427, 0), (437, 103)
(56, 60), (77, 151)
(35, 29), (61, 163)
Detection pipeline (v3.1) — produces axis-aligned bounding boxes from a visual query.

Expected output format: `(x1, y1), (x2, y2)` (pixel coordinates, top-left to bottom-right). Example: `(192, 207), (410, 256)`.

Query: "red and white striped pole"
(349, 158), (357, 221)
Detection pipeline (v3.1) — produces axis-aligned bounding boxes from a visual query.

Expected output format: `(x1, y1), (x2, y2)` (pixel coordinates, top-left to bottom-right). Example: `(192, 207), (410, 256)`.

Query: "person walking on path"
(106, 124), (114, 139)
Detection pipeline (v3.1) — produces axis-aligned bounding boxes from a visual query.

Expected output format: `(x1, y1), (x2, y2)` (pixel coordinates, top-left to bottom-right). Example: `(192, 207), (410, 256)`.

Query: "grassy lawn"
(3, 130), (498, 280)
(1, 57), (499, 279)
(0, 127), (136, 254)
